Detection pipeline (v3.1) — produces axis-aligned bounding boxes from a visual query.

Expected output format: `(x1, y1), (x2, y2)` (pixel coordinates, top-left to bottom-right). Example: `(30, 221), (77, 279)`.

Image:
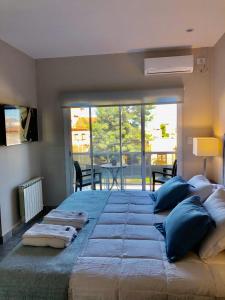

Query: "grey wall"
(0, 35), (219, 235)
(37, 47), (213, 206)
(212, 33), (225, 183)
(0, 40), (41, 236)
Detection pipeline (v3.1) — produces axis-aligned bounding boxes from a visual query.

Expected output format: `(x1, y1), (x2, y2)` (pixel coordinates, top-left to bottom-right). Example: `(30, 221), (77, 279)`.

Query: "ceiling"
(0, 0), (225, 59)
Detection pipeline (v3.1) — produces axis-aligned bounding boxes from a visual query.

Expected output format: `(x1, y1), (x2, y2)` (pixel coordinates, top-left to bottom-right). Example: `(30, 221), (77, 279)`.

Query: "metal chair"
(152, 160), (177, 191)
(74, 161), (102, 192)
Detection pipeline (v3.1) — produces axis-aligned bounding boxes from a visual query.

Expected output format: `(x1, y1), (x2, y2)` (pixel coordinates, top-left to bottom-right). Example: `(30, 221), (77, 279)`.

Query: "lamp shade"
(193, 137), (219, 157)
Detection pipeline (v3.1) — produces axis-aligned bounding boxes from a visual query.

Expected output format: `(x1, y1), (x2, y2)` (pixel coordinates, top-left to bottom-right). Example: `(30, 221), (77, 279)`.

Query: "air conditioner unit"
(144, 55), (193, 75)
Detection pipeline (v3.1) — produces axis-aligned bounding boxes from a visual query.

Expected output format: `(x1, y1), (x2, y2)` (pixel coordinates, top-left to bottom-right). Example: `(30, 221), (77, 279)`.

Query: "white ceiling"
(0, 0), (225, 59)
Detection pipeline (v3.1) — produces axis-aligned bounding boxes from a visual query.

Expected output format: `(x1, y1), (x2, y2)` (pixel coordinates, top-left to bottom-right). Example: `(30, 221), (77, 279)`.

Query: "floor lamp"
(193, 137), (219, 177)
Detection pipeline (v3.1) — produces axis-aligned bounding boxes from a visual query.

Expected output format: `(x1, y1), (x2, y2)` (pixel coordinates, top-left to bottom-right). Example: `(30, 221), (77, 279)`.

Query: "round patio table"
(100, 163), (127, 190)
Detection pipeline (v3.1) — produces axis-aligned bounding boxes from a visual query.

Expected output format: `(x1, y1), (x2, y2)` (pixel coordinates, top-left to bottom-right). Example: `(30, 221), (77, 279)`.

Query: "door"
(91, 106), (121, 189)
(69, 104), (177, 191)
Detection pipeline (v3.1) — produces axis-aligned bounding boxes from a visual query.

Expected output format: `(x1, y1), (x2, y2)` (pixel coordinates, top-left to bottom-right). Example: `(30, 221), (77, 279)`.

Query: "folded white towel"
(22, 223), (77, 248)
(43, 209), (88, 229)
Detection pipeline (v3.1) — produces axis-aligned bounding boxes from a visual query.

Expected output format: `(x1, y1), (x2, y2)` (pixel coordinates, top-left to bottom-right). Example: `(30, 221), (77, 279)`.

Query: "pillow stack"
(153, 174), (219, 262)
(188, 175), (214, 202)
(155, 196), (215, 262)
(199, 188), (225, 259)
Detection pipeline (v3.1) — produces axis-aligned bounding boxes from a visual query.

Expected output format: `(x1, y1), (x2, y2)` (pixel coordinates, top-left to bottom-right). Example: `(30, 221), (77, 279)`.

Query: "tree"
(75, 117), (89, 130)
(92, 105), (155, 155)
(160, 123), (169, 138)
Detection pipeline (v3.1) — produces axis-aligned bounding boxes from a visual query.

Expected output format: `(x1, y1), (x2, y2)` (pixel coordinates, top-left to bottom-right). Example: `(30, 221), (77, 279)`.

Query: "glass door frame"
(141, 105), (146, 190)
(65, 103), (179, 194)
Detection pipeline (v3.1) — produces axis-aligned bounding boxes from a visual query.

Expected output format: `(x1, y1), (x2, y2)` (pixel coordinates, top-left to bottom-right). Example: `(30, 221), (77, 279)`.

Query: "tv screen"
(0, 105), (38, 146)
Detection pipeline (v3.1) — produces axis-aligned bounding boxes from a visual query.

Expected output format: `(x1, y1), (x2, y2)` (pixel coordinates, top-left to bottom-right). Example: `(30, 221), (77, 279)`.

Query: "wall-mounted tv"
(0, 104), (38, 146)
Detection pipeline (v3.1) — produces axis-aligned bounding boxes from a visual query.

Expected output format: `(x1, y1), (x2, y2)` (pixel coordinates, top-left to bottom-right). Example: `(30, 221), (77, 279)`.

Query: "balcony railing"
(72, 151), (176, 191)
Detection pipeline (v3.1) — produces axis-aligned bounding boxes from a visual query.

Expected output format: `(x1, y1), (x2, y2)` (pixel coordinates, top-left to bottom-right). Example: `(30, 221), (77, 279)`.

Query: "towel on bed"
(43, 209), (88, 229)
(22, 223), (77, 248)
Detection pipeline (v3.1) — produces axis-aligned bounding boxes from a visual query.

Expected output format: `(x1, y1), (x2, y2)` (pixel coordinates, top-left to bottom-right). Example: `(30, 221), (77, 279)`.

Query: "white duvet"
(69, 191), (225, 300)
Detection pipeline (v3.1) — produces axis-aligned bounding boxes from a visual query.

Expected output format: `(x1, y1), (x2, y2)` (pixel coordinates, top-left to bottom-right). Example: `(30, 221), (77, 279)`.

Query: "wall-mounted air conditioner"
(144, 55), (193, 75)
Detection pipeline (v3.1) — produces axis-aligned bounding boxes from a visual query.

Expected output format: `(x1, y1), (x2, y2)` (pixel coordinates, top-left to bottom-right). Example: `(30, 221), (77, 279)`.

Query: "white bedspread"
(69, 191), (225, 300)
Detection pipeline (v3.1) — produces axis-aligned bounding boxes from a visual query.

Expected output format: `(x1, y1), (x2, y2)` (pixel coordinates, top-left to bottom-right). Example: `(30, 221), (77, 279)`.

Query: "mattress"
(69, 190), (225, 300)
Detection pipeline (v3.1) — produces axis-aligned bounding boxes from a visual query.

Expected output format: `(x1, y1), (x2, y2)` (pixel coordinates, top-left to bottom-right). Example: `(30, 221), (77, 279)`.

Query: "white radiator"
(18, 177), (43, 223)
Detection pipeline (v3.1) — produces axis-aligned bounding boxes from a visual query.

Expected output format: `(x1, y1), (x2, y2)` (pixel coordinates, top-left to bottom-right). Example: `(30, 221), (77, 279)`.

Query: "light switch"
(187, 137), (193, 145)
(196, 57), (206, 65)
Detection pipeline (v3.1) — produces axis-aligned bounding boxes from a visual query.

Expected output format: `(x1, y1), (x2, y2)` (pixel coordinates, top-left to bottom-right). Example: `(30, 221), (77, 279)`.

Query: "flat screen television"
(0, 104), (38, 146)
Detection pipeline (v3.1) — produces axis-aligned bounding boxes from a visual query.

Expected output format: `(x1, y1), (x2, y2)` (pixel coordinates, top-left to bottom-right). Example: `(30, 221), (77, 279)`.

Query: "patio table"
(100, 163), (127, 190)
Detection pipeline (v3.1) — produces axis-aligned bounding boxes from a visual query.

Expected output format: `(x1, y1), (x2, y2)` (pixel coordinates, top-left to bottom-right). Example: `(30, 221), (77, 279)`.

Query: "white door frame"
(63, 104), (181, 195)
(63, 108), (74, 196)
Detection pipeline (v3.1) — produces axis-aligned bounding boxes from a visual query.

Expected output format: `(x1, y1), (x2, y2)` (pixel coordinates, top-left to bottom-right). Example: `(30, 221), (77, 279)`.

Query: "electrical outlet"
(197, 57), (206, 65)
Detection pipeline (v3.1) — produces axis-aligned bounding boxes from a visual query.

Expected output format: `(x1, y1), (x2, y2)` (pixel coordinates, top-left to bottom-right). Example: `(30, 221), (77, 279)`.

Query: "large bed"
(0, 190), (225, 300)
(69, 190), (225, 300)
(0, 191), (111, 300)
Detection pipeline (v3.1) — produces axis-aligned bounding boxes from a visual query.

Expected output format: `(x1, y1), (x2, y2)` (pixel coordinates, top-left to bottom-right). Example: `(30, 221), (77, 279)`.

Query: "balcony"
(73, 151), (176, 191)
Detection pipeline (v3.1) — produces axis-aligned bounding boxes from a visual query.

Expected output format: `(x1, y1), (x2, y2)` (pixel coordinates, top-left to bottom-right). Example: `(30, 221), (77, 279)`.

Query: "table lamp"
(193, 137), (219, 177)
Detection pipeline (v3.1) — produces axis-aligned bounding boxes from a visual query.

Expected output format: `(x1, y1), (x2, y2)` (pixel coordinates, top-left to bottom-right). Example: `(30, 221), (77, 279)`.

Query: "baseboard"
(0, 206), (56, 244)
(0, 231), (12, 244)
(43, 206), (57, 213)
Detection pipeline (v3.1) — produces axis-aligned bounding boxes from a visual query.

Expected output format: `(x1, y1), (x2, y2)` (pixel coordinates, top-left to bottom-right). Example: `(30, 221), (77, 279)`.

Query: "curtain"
(60, 88), (183, 108)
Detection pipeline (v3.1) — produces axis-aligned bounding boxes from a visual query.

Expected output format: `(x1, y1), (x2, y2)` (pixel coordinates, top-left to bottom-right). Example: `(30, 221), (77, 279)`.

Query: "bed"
(69, 190), (225, 300)
(0, 190), (225, 300)
(0, 191), (111, 300)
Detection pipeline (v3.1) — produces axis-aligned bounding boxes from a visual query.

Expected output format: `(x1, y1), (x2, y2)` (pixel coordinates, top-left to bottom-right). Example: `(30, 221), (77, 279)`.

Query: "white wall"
(0, 40), (41, 236)
(37, 47), (213, 206)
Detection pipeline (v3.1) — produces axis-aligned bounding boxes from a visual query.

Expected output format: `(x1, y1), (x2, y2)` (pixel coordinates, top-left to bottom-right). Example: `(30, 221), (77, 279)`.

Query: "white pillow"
(188, 175), (214, 202)
(212, 183), (225, 191)
(188, 175), (210, 185)
(199, 188), (225, 259)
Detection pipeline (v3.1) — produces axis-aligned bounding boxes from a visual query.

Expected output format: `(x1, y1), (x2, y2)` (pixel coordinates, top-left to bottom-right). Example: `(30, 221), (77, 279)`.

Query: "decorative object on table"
(43, 209), (88, 229)
(193, 137), (219, 177)
(152, 159), (177, 191)
(74, 161), (102, 191)
(110, 158), (117, 166)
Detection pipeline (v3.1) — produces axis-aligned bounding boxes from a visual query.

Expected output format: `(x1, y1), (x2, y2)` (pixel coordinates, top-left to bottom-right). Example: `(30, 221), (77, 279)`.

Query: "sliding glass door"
(145, 104), (177, 190)
(71, 107), (91, 170)
(71, 103), (177, 191)
(121, 105), (142, 190)
(92, 106), (121, 189)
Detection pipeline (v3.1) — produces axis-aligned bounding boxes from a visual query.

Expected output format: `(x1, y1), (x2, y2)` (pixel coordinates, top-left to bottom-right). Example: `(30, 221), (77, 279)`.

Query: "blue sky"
(5, 108), (20, 120)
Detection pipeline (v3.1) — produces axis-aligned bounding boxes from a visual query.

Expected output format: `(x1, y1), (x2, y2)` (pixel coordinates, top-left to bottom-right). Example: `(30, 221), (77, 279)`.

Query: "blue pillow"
(149, 192), (157, 202)
(152, 176), (185, 201)
(155, 195), (215, 262)
(153, 176), (191, 213)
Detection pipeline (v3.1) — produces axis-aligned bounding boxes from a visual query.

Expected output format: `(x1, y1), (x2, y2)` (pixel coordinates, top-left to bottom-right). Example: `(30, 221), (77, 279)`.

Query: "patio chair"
(152, 160), (177, 191)
(74, 161), (102, 192)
